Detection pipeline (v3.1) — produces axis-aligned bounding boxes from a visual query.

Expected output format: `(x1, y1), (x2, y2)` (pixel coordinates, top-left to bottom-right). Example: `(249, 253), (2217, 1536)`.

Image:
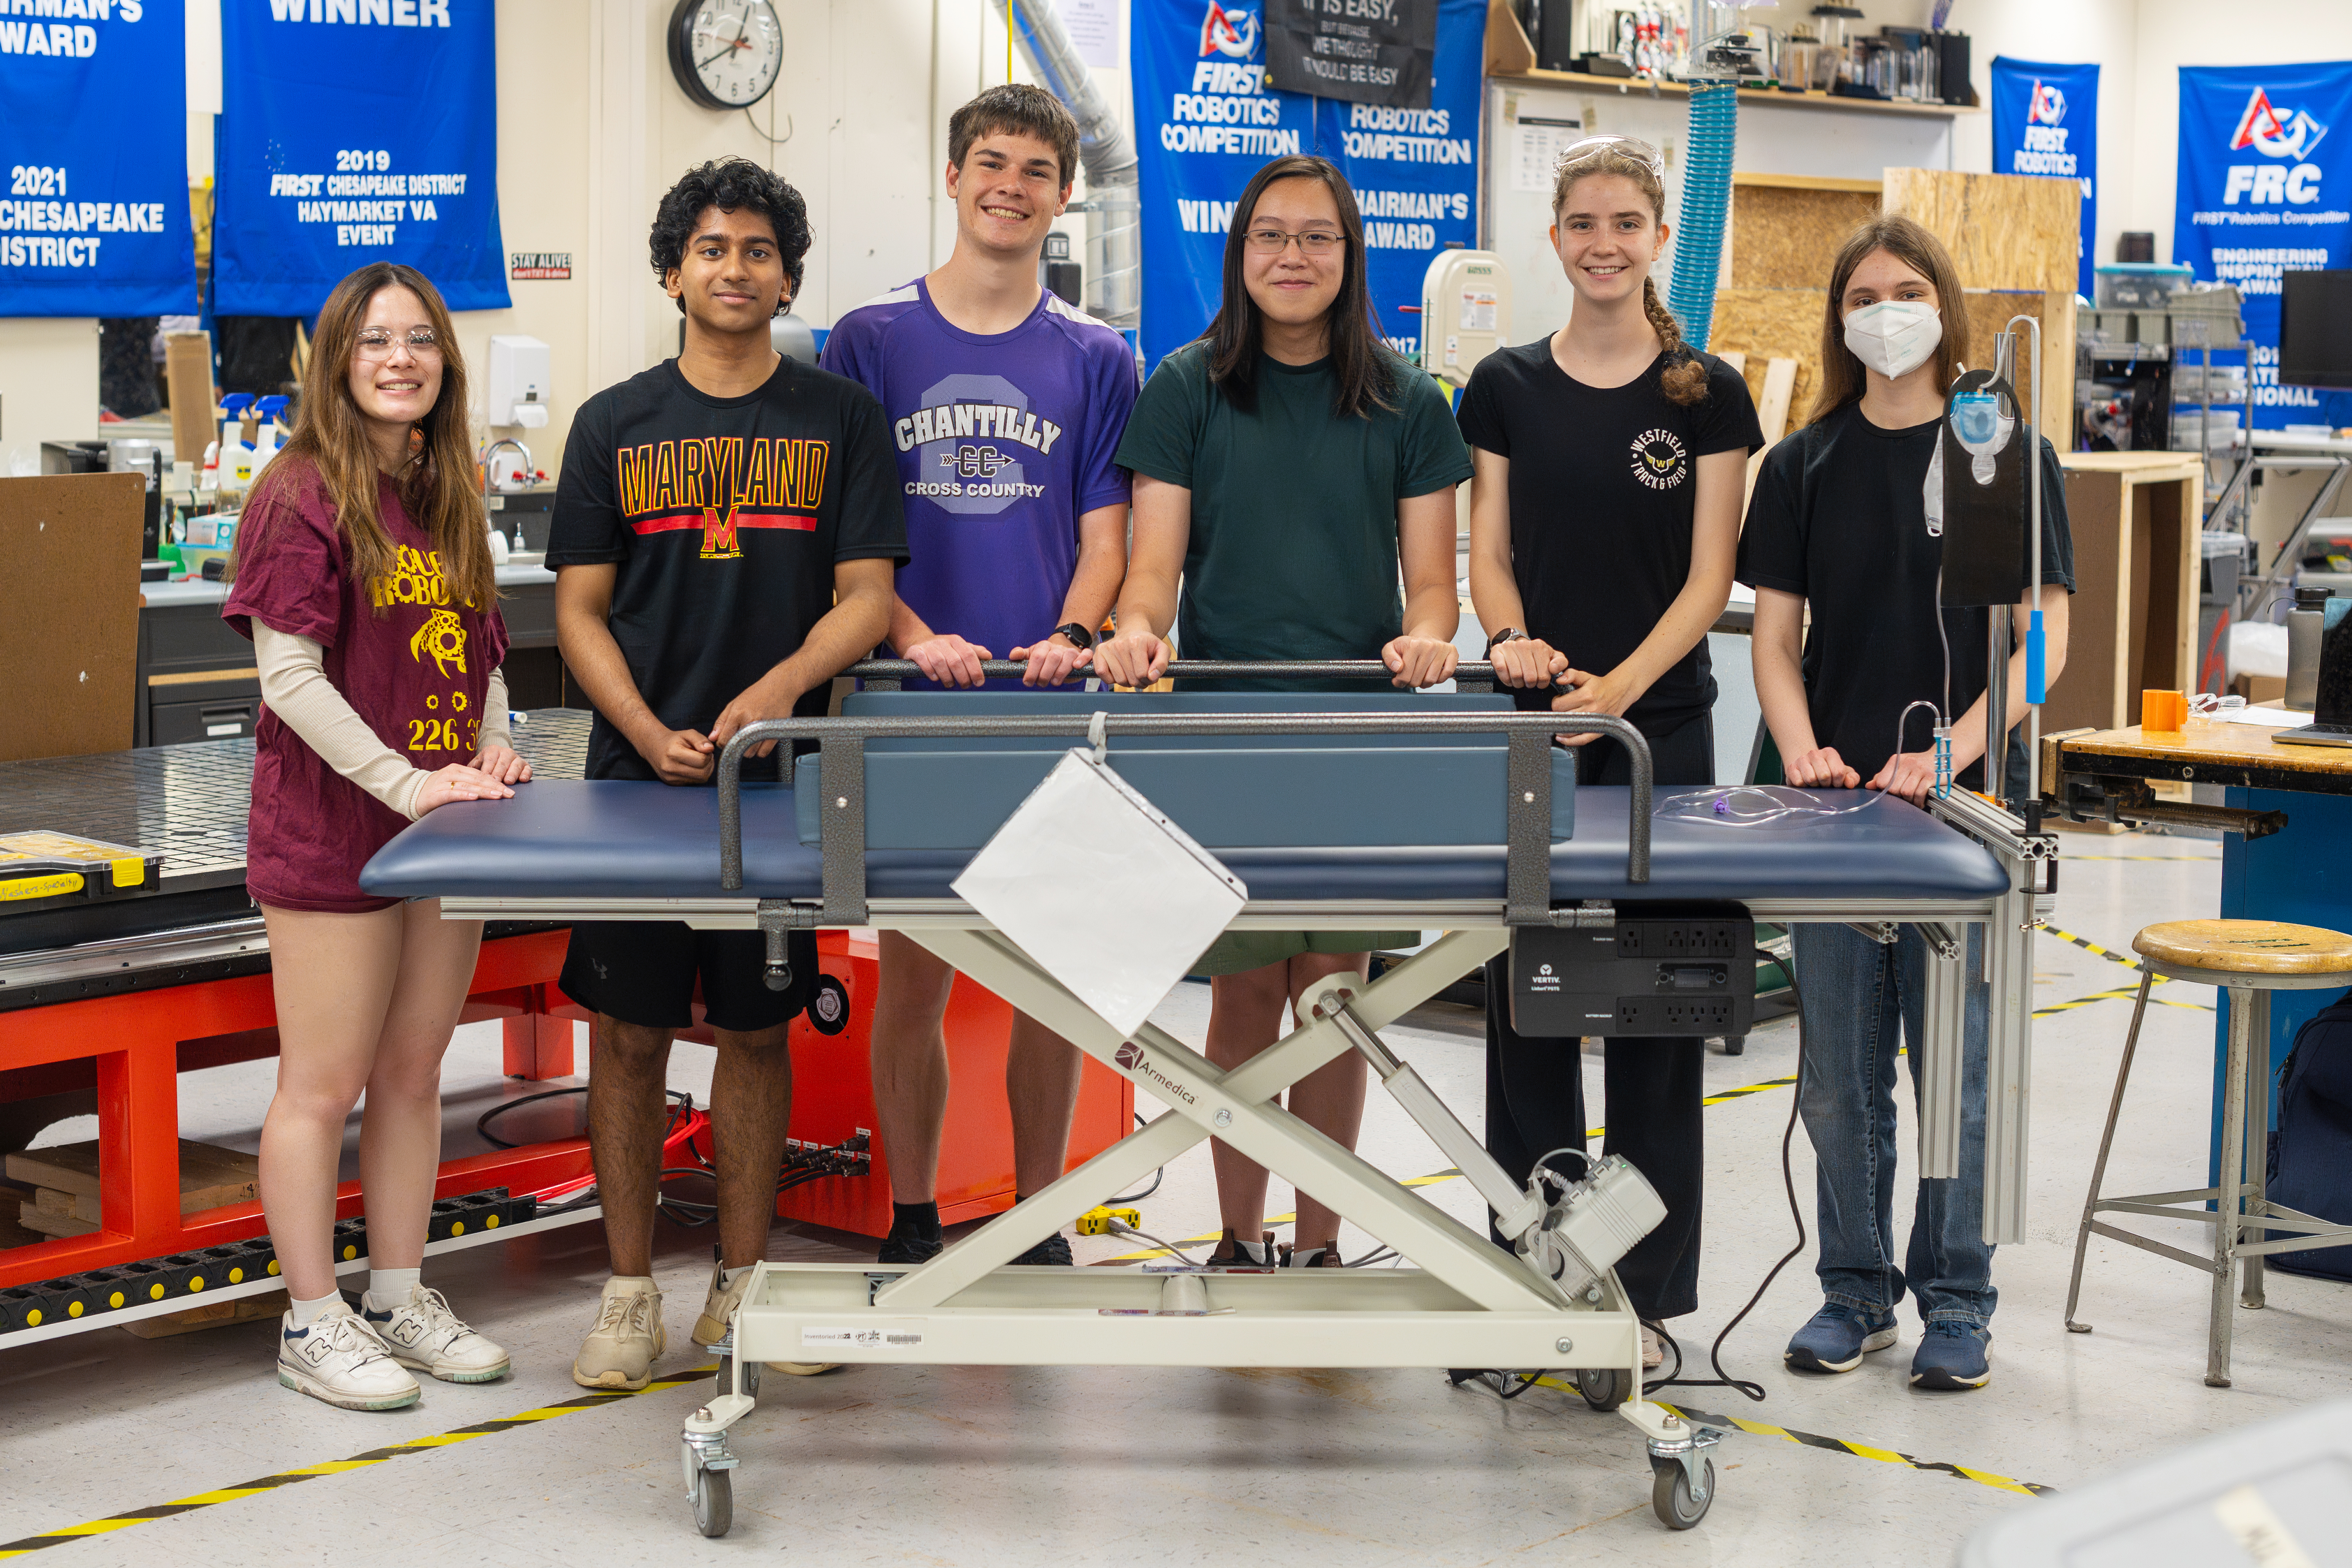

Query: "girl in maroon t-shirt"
(224, 263), (526, 1411)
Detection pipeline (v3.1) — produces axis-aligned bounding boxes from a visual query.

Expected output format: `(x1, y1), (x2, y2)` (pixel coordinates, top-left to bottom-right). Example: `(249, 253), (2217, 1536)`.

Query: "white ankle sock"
(290, 1290), (343, 1328)
(721, 1265), (753, 1287)
(366, 1267), (420, 1307)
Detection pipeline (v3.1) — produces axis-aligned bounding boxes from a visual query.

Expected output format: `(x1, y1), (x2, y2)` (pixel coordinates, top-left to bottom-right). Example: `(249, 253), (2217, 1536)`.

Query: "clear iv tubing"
(1899, 699), (1953, 802)
(1655, 784), (1884, 827)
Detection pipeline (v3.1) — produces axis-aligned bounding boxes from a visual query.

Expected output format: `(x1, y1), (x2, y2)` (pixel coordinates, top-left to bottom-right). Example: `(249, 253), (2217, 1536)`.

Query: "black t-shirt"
(548, 355), (909, 781)
(1736, 402), (2076, 787)
(1456, 343), (1763, 737)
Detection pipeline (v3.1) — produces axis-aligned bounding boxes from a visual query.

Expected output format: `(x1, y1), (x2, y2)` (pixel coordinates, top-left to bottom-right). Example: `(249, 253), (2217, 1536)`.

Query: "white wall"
(0, 319), (101, 464)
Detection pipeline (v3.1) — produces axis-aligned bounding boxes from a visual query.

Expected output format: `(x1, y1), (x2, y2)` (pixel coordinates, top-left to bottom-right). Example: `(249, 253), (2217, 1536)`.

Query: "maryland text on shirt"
(615, 437), (831, 560)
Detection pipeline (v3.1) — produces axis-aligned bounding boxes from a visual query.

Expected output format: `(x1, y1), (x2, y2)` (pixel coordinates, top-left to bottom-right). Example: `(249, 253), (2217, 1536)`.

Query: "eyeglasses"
(1554, 135), (1666, 177)
(355, 329), (442, 358)
(1243, 227), (1346, 255)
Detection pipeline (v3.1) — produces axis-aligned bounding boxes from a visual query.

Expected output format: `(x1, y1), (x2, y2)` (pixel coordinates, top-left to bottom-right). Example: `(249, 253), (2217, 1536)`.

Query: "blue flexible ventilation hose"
(1667, 79), (1738, 351)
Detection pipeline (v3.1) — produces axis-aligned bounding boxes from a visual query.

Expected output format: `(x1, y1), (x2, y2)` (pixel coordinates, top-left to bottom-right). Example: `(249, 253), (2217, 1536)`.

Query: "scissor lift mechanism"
(430, 663), (2052, 1536)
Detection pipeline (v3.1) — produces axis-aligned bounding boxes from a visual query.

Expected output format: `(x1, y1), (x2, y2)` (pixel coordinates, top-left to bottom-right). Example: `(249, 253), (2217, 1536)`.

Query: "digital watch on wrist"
(1053, 622), (1096, 650)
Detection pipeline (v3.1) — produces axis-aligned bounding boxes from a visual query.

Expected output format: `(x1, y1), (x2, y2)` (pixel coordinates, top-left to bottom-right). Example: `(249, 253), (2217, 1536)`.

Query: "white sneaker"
(1641, 1325), (1665, 1370)
(363, 1285), (511, 1383)
(691, 1259), (838, 1377)
(573, 1275), (664, 1391)
(278, 1301), (422, 1411)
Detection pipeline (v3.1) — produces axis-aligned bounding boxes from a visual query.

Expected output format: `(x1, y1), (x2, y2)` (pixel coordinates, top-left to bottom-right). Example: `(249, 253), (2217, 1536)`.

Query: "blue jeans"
(1792, 922), (1996, 1328)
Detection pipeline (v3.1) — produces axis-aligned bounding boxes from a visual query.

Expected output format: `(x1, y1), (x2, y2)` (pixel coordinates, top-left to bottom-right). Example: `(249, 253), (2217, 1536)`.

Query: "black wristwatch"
(1052, 621), (1096, 650)
(1484, 627), (1526, 657)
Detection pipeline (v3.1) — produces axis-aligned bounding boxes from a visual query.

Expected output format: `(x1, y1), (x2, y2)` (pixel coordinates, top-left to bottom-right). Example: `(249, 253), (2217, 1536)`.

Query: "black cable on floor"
(1107, 1112), (1163, 1203)
(1639, 945), (1814, 1405)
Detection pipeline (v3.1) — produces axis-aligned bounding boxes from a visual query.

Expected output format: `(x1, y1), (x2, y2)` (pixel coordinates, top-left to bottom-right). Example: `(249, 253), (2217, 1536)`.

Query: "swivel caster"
(1651, 1453), (1714, 1529)
(682, 1425), (740, 1539)
(1575, 1365), (1631, 1411)
(1719, 1035), (1746, 1056)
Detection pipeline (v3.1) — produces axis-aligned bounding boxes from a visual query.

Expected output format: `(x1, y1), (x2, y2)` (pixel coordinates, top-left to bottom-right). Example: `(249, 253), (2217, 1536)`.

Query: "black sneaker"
(1011, 1232), (1073, 1266)
(877, 1225), (943, 1266)
(1279, 1240), (1342, 1268)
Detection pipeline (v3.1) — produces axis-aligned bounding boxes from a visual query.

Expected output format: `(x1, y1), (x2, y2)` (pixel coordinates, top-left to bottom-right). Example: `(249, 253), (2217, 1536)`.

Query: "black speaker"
(1521, 0), (1579, 72)
(1934, 30), (1972, 107)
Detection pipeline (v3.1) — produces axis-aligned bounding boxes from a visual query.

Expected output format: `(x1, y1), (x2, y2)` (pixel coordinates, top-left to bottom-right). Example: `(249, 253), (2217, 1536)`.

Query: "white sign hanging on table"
(951, 736), (1247, 1042)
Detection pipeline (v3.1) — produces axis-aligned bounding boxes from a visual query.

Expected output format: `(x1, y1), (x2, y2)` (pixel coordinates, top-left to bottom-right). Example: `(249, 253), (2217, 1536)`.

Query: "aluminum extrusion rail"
(845, 657), (1501, 691)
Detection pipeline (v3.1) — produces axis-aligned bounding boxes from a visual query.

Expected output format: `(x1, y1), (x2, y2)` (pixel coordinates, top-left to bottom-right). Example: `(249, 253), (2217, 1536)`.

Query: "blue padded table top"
(361, 781), (2010, 904)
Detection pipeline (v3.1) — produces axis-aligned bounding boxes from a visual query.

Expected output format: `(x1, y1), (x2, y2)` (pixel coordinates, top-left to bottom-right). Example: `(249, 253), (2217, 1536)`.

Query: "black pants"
(1483, 713), (1714, 1322)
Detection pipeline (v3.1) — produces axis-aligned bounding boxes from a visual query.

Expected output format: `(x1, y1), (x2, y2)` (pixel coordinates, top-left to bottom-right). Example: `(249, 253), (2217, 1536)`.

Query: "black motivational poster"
(1264, 0), (1437, 110)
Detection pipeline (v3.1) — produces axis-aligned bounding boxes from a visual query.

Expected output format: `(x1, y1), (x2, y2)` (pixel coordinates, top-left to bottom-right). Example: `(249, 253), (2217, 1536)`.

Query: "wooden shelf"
(1486, 67), (1980, 119)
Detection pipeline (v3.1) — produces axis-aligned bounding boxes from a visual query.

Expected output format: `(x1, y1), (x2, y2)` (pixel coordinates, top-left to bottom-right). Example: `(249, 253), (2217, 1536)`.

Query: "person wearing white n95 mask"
(1842, 298), (1943, 379)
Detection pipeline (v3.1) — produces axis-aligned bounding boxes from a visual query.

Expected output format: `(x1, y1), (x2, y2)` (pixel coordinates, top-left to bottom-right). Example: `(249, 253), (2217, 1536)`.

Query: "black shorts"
(559, 922), (815, 1034)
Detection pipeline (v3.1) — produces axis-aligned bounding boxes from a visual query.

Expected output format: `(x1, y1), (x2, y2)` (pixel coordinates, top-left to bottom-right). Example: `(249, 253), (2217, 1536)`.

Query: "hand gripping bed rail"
(846, 658), (1500, 693)
(713, 709), (1652, 930)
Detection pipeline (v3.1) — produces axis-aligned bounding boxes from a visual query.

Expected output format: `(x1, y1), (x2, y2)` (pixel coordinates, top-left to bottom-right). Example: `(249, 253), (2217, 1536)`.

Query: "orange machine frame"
(0, 928), (1133, 1292)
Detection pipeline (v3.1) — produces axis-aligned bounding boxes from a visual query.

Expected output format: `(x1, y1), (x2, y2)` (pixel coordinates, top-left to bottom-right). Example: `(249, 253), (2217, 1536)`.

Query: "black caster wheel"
(1720, 1035), (1746, 1056)
(1575, 1365), (1631, 1411)
(691, 1465), (733, 1538)
(1651, 1456), (1714, 1530)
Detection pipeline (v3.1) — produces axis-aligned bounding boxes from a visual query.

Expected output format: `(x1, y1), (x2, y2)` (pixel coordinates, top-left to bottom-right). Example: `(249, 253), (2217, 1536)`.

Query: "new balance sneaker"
(572, 1275), (664, 1391)
(1784, 1303), (1900, 1374)
(278, 1301), (421, 1411)
(1011, 1232), (1073, 1266)
(362, 1285), (510, 1383)
(1204, 1229), (1277, 1270)
(1909, 1321), (1992, 1390)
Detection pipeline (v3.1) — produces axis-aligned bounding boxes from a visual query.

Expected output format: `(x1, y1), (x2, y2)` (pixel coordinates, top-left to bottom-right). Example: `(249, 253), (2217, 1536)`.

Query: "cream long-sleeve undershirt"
(253, 623), (511, 822)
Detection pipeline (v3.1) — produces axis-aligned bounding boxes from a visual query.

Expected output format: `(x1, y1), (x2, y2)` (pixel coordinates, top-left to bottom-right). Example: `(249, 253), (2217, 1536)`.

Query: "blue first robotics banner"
(1990, 57), (2097, 302)
(214, 0), (508, 315)
(0, 0), (197, 317)
(1132, 0), (1481, 372)
(2176, 62), (2352, 430)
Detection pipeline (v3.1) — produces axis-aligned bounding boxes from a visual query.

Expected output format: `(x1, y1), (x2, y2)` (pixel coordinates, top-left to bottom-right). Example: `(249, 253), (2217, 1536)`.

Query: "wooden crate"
(2050, 454), (2204, 739)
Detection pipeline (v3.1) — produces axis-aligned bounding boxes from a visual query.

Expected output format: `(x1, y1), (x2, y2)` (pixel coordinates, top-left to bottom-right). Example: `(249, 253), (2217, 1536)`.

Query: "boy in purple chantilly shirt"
(820, 84), (1137, 1269)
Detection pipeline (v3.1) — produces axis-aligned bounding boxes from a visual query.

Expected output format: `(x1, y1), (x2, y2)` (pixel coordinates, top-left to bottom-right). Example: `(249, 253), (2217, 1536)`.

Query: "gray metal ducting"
(988, 0), (1139, 330)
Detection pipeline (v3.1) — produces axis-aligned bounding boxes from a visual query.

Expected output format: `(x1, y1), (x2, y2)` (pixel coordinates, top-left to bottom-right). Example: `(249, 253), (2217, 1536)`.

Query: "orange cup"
(2141, 689), (2188, 733)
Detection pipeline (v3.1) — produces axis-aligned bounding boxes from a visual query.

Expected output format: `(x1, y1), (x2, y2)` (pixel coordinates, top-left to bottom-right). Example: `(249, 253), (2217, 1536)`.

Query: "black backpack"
(2265, 989), (2352, 1281)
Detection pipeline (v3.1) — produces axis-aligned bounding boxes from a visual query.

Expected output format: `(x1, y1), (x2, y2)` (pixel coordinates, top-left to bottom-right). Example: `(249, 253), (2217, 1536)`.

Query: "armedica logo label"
(1629, 428), (1688, 490)
(1113, 1041), (1198, 1106)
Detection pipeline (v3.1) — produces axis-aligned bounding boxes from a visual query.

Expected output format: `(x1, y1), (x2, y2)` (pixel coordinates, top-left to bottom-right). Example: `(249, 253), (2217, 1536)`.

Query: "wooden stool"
(2064, 920), (2352, 1386)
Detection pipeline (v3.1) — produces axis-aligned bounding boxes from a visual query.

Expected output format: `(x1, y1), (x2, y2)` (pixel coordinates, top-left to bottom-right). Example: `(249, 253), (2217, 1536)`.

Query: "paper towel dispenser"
(487, 335), (552, 429)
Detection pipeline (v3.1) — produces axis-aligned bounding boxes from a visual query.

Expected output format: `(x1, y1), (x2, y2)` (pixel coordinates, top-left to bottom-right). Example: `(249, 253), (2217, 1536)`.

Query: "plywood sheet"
(1710, 287), (1829, 426)
(1958, 289), (2075, 450)
(1730, 183), (1881, 290)
(1882, 168), (2081, 296)
(0, 474), (142, 762)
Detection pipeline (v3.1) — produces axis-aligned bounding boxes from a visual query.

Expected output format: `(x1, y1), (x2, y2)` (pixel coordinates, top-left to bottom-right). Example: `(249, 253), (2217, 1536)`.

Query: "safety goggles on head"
(1553, 135), (1666, 179)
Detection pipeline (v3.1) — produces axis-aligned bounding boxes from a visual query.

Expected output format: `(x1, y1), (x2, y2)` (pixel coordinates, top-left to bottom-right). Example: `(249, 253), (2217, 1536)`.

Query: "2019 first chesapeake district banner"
(0, 0), (198, 317)
(212, 0), (509, 315)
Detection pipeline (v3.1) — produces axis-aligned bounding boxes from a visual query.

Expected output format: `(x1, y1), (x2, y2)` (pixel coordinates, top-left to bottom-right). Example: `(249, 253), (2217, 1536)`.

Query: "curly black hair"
(648, 157), (813, 316)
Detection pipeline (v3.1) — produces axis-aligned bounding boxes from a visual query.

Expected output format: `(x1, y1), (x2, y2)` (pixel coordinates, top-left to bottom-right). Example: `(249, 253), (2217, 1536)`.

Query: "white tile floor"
(6, 832), (2347, 1566)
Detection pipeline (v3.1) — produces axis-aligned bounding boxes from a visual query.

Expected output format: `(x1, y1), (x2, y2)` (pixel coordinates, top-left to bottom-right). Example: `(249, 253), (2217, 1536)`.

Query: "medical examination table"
(361, 661), (2054, 1535)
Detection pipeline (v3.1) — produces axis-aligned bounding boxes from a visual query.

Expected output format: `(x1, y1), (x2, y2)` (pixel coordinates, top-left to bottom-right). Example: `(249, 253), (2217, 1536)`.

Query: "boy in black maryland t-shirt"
(549, 159), (905, 1396)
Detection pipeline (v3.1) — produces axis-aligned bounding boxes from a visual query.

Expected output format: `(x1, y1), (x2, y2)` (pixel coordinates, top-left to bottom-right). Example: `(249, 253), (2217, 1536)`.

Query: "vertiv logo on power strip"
(1114, 1042), (1198, 1107)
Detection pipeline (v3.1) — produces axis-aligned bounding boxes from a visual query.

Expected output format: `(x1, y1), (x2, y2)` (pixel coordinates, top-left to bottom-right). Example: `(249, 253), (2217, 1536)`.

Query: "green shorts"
(1191, 929), (1423, 978)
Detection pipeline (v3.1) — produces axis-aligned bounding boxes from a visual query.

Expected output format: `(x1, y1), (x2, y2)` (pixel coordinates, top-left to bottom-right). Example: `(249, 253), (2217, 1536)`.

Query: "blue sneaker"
(1784, 1303), (1899, 1374)
(1909, 1321), (1992, 1390)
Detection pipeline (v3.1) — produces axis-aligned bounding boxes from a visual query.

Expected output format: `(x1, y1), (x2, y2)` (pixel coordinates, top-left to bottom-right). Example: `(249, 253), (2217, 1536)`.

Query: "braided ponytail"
(1643, 276), (1711, 407)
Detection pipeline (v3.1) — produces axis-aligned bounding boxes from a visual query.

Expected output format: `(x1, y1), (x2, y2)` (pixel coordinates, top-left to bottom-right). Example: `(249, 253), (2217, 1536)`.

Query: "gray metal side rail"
(845, 657), (1503, 691)
(714, 709), (1652, 933)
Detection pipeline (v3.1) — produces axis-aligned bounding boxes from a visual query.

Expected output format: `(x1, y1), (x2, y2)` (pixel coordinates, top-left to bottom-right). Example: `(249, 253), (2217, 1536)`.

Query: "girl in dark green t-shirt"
(1097, 155), (1471, 1270)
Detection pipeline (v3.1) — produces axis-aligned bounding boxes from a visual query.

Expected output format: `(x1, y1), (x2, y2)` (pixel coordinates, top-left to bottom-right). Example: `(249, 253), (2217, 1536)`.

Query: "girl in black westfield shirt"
(1456, 136), (1761, 1356)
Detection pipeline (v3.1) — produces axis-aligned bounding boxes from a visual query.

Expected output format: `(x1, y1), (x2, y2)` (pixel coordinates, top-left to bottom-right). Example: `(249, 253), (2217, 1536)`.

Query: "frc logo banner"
(0, 0), (197, 316)
(1135, 0), (1481, 371)
(1991, 56), (2097, 301)
(213, 0), (508, 314)
(2177, 62), (2352, 430)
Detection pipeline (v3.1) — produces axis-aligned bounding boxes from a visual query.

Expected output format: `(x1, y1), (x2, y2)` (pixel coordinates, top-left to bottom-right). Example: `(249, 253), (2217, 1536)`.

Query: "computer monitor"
(2278, 270), (2352, 389)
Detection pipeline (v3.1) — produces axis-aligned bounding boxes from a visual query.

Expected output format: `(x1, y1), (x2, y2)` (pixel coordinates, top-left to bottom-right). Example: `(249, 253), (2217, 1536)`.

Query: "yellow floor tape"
(2039, 925), (2216, 1016)
(0, 1364), (718, 1558)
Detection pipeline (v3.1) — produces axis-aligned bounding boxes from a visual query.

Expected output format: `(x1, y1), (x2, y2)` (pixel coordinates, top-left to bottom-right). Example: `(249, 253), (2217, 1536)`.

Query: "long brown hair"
(1807, 214), (1971, 426)
(1199, 155), (1395, 418)
(1549, 139), (1709, 407)
(234, 262), (494, 614)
